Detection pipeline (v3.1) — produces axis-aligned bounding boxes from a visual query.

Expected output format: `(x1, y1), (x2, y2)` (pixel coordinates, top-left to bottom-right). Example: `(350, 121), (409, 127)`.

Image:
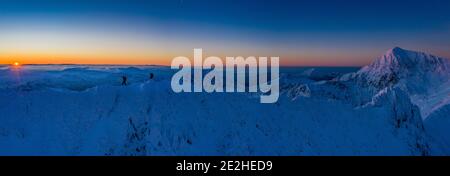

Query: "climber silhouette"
(121, 76), (128, 86)
(149, 73), (154, 80)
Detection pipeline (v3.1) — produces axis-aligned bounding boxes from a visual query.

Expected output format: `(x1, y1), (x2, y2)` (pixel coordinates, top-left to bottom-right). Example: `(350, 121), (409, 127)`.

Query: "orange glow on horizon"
(0, 54), (369, 67)
(0, 52), (174, 66)
(0, 49), (372, 67)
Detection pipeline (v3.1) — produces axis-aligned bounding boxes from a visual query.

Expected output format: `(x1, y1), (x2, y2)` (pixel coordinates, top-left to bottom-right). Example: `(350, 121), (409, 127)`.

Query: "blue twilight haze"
(0, 0), (449, 65)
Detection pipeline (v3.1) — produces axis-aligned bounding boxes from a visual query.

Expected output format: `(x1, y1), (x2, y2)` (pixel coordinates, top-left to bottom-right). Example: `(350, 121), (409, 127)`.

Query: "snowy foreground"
(0, 47), (449, 156)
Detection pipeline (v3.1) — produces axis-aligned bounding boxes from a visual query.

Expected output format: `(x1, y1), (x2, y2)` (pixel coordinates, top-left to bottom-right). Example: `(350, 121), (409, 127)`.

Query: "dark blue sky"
(1, 0), (449, 65)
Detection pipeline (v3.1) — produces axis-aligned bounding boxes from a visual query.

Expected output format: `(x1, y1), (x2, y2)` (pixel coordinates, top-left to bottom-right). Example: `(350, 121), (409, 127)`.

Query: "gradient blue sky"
(0, 0), (449, 66)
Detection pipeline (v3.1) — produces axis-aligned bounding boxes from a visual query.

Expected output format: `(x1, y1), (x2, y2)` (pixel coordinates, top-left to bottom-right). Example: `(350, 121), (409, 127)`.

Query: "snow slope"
(0, 78), (437, 155)
(425, 104), (450, 150)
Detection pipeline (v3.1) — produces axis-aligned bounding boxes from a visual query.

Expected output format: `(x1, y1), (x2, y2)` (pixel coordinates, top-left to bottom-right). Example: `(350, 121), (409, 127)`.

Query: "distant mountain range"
(0, 47), (449, 155)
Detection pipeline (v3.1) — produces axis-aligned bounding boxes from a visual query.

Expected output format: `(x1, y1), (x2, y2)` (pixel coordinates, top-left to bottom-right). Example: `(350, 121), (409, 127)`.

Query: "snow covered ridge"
(0, 65), (174, 91)
(0, 47), (450, 155)
(345, 47), (449, 117)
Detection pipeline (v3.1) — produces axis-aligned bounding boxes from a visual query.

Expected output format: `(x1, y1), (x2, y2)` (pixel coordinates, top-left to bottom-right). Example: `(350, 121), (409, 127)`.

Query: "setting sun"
(13, 62), (20, 66)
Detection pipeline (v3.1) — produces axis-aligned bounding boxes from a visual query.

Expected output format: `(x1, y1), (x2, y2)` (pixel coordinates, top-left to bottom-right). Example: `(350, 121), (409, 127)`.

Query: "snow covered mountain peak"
(362, 47), (449, 76)
(351, 47), (450, 90)
(387, 46), (408, 56)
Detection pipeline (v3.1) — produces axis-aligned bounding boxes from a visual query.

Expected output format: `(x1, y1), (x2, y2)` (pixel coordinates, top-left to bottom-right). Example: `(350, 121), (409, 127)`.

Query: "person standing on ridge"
(121, 76), (128, 86)
(149, 73), (154, 80)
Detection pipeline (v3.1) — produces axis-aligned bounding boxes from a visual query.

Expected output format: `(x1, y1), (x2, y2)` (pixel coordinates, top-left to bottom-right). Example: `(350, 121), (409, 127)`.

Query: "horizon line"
(0, 63), (364, 68)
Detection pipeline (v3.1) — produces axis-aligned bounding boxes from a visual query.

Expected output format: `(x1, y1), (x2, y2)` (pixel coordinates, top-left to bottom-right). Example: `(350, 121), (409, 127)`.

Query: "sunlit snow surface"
(0, 48), (449, 156)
